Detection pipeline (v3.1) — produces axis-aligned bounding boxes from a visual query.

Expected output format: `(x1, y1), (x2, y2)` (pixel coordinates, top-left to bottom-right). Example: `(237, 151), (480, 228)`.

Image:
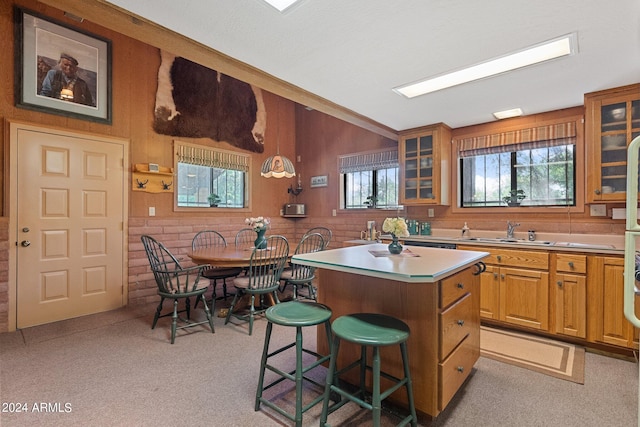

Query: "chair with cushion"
(279, 232), (324, 301)
(303, 226), (332, 249)
(225, 235), (289, 335)
(140, 235), (215, 344)
(192, 230), (242, 303)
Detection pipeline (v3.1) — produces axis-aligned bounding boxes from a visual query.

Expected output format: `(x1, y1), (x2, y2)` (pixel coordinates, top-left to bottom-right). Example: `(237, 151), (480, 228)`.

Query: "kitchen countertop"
(393, 229), (625, 255)
(292, 243), (488, 283)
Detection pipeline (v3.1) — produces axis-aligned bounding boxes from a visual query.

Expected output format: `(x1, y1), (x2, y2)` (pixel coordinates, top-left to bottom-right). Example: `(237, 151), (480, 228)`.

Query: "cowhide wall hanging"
(154, 50), (266, 153)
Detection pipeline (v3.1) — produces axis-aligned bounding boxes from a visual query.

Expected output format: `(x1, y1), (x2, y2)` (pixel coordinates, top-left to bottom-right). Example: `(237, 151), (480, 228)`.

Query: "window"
(174, 141), (249, 208)
(457, 122), (576, 208)
(339, 149), (400, 209)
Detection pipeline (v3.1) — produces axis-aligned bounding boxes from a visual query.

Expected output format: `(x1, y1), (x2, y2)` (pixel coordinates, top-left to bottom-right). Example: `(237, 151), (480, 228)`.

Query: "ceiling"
(103, 0), (639, 133)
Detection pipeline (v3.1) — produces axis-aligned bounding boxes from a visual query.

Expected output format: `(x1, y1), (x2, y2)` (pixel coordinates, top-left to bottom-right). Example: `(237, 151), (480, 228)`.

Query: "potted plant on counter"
(502, 189), (526, 207)
(207, 193), (221, 207)
(364, 195), (378, 208)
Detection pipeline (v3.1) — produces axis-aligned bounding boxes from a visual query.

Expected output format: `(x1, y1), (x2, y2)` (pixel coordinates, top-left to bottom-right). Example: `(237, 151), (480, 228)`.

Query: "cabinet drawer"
(439, 293), (472, 359)
(440, 268), (474, 308)
(470, 247), (549, 270)
(556, 253), (586, 274)
(439, 336), (479, 410)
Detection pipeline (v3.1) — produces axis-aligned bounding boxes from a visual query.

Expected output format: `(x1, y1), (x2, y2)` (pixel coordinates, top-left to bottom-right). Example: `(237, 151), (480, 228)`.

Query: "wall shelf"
(132, 163), (174, 193)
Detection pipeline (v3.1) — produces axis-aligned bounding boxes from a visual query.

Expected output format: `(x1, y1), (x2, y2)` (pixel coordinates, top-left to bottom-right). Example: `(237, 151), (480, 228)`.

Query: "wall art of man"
(40, 52), (95, 106)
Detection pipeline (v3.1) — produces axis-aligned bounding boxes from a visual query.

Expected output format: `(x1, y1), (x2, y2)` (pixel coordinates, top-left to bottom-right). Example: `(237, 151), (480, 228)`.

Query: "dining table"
(187, 245), (258, 268)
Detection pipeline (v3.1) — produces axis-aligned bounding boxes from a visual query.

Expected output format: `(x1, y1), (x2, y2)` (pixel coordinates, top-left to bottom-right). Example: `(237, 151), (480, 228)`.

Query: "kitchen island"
(292, 243), (488, 418)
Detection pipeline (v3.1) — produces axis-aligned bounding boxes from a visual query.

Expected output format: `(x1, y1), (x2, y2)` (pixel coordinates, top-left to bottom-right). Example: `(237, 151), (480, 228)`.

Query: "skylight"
(394, 33), (577, 98)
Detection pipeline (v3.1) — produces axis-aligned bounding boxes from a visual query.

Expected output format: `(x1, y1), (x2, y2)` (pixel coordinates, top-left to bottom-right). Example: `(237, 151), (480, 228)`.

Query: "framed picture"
(310, 175), (328, 188)
(14, 7), (112, 124)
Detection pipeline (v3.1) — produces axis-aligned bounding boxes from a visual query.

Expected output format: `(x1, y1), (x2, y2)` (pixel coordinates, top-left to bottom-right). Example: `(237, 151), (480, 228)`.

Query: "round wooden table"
(187, 245), (257, 268)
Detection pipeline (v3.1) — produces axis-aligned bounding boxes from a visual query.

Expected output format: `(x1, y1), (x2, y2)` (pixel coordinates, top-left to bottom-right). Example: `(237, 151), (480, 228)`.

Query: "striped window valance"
(339, 149), (399, 173)
(456, 121), (577, 158)
(175, 141), (249, 172)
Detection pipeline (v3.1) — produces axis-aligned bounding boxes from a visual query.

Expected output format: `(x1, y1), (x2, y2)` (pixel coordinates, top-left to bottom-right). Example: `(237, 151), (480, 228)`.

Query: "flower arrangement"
(245, 216), (270, 232)
(382, 217), (409, 237)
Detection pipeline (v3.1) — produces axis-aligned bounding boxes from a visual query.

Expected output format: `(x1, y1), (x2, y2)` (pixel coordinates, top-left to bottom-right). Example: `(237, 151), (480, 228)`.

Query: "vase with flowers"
(245, 216), (270, 249)
(382, 217), (410, 254)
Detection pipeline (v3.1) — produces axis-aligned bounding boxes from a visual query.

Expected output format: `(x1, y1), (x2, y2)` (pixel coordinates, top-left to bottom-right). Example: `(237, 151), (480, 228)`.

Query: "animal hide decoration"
(154, 51), (266, 153)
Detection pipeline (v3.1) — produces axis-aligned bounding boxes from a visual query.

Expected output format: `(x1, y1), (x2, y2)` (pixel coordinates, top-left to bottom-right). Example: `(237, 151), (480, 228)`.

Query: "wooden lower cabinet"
(552, 253), (587, 339)
(459, 245), (549, 331)
(316, 266), (480, 417)
(589, 256), (639, 349)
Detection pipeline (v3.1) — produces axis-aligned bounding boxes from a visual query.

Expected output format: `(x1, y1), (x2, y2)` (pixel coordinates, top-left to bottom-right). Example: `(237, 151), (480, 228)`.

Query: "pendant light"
(261, 98), (296, 178)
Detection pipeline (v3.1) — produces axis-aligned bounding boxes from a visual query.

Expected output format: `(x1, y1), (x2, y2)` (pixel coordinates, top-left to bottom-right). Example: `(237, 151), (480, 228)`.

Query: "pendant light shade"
(260, 154), (296, 178)
(261, 97), (296, 178)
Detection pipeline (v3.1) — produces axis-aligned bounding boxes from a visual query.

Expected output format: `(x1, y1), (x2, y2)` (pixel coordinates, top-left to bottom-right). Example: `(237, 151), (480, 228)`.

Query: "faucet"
(506, 221), (520, 239)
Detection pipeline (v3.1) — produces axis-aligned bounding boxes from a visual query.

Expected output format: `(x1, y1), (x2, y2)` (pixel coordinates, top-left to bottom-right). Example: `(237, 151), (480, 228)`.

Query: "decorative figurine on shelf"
(382, 217), (410, 254)
(207, 193), (221, 207)
(245, 216), (270, 249)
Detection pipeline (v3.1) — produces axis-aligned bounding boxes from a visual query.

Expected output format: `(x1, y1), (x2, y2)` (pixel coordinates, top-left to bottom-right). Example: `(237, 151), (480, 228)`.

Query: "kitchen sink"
(458, 237), (554, 245)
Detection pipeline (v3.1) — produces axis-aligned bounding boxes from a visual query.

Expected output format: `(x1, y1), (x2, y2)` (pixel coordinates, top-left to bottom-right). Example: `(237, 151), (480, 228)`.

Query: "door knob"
(21, 240), (30, 247)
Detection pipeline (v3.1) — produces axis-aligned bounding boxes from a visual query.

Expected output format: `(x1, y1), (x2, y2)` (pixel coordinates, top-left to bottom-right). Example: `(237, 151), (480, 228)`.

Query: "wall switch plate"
(428, 208), (434, 217)
(149, 206), (155, 216)
(589, 204), (606, 217)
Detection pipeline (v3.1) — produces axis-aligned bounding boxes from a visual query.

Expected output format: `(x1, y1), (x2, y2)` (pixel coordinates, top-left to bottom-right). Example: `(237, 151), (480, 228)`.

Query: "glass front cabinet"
(399, 123), (451, 205)
(585, 83), (640, 202)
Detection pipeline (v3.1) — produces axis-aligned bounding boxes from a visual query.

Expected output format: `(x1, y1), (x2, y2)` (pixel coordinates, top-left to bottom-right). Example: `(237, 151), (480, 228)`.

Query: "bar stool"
(320, 313), (418, 427)
(255, 301), (333, 427)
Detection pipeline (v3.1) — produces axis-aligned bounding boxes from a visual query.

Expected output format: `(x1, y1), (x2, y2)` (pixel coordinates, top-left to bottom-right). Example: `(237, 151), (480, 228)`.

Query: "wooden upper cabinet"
(399, 123), (451, 206)
(585, 83), (640, 202)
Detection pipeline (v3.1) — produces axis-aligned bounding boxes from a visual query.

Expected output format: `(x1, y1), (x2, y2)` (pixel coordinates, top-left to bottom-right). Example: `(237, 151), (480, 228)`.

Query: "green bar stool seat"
(320, 313), (418, 427)
(255, 301), (333, 427)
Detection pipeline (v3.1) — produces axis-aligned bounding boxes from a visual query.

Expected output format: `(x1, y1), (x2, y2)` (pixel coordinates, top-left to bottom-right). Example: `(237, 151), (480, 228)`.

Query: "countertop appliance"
(622, 134), (640, 426)
(283, 203), (306, 215)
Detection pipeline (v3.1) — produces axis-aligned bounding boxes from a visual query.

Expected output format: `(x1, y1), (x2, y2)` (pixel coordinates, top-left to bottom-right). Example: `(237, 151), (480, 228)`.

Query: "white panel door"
(16, 127), (125, 328)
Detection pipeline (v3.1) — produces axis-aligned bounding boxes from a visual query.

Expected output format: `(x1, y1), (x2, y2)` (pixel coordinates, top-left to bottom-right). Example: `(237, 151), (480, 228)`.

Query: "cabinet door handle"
(493, 273), (498, 279)
(497, 255), (502, 262)
(457, 366), (464, 373)
(501, 274), (505, 280)
(457, 319), (465, 326)
(557, 280), (563, 288)
(568, 261), (574, 268)
(457, 282), (465, 289)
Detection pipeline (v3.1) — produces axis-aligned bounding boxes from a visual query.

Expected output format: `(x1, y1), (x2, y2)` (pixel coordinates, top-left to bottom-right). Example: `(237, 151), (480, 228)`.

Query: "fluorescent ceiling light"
(394, 33), (577, 98)
(262, 0), (301, 12)
(493, 108), (523, 119)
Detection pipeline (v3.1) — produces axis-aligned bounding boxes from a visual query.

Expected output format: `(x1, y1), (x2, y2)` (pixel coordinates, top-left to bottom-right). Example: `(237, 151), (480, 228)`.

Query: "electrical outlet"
(149, 206), (155, 216)
(428, 208), (434, 218)
(589, 204), (606, 217)
(332, 209), (337, 217)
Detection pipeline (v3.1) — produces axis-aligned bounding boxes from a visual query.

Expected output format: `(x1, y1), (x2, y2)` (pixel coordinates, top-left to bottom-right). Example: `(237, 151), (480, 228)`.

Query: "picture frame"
(310, 175), (328, 188)
(14, 7), (112, 124)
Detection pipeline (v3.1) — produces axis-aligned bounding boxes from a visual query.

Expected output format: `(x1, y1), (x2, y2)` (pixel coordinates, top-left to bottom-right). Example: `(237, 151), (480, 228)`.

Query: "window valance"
(456, 121), (577, 157)
(175, 141), (249, 172)
(339, 149), (398, 173)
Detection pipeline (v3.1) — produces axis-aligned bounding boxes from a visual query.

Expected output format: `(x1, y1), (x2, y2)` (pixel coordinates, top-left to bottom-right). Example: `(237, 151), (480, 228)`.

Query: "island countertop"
(292, 243), (488, 283)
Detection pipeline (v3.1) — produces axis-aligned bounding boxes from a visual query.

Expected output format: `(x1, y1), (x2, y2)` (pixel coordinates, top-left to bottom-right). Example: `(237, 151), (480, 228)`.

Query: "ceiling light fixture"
(493, 108), (523, 120)
(394, 33), (577, 99)
(262, 0), (301, 12)
(261, 99), (296, 179)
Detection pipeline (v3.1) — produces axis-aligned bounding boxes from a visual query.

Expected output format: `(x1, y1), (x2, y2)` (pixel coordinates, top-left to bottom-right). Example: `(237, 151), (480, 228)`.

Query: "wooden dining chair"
(280, 232), (324, 301)
(303, 226), (332, 249)
(235, 227), (256, 248)
(192, 230), (242, 304)
(140, 235), (215, 344)
(225, 235), (289, 335)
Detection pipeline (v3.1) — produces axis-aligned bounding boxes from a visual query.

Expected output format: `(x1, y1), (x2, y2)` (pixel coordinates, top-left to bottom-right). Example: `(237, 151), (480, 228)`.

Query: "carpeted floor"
(0, 299), (638, 426)
(480, 326), (585, 384)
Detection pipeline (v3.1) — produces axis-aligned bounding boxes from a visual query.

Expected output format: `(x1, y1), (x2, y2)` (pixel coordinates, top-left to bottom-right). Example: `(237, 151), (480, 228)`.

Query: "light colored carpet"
(480, 326), (585, 384)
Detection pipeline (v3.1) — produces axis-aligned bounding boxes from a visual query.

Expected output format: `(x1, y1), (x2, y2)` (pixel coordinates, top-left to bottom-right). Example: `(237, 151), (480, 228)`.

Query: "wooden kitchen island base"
(316, 265), (480, 417)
